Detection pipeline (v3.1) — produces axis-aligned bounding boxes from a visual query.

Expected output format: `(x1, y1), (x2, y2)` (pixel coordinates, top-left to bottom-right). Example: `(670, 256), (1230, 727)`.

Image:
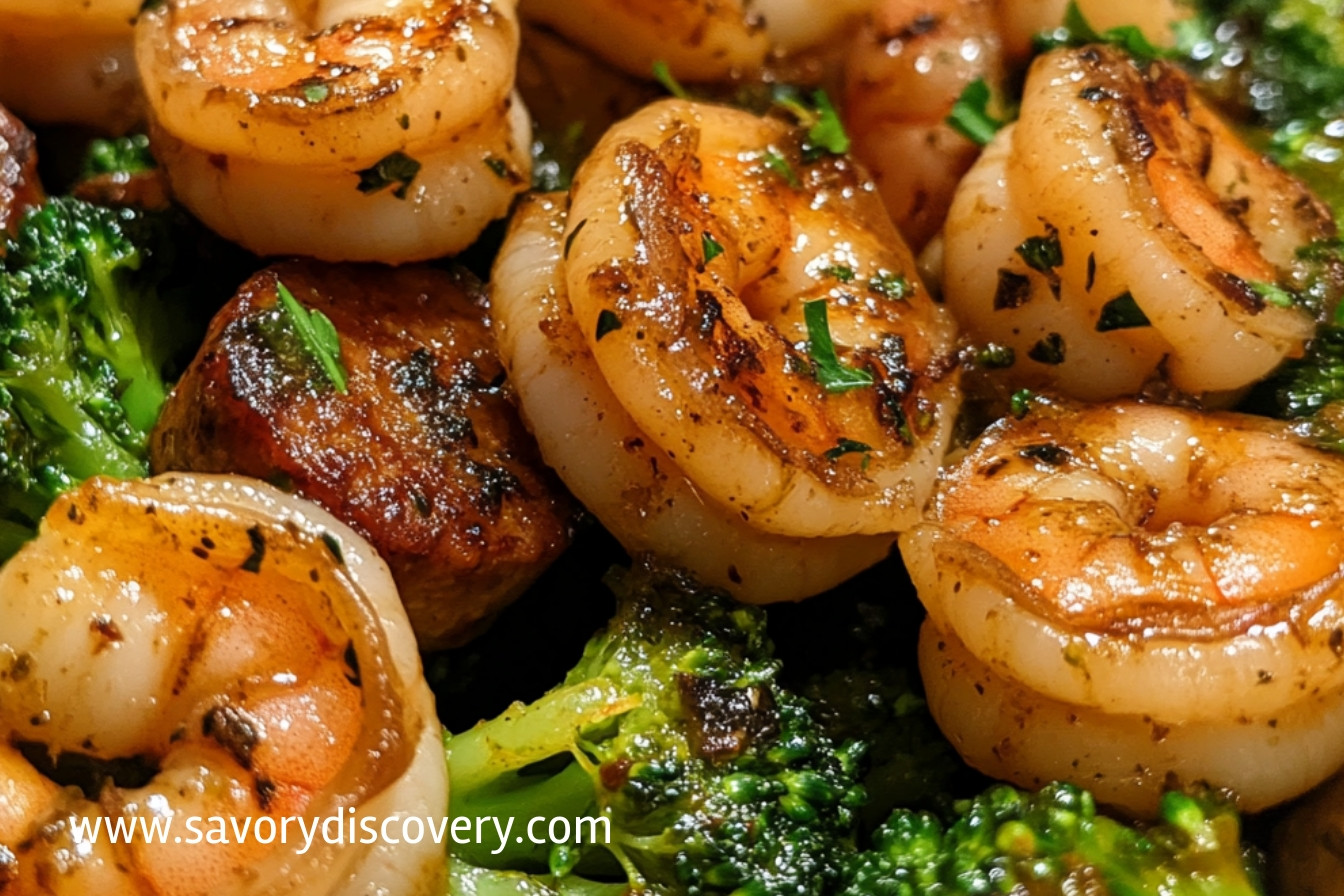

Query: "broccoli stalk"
(443, 564), (867, 896)
(0, 197), (179, 559)
(842, 783), (1263, 896)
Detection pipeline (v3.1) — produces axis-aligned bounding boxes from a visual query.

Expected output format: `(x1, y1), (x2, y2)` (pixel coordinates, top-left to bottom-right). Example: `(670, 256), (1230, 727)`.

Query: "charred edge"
(1208, 270), (1265, 314)
(695, 290), (764, 378)
(678, 673), (779, 763)
(994, 270), (1032, 310)
(256, 777), (277, 812)
(202, 704), (264, 771)
(240, 526), (266, 574)
(1018, 442), (1071, 466)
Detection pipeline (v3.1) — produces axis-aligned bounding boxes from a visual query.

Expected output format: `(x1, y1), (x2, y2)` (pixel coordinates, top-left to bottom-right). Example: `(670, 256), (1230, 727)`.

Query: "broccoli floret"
(0, 196), (181, 559)
(444, 563), (867, 896)
(841, 783), (1263, 896)
(79, 134), (157, 180)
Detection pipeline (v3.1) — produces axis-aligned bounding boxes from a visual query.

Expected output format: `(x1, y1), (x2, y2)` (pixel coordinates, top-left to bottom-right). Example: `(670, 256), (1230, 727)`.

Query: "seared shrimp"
(843, 0), (1006, 250)
(135, 0), (530, 263)
(901, 399), (1344, 815)
(492, 193), (895, 601)
(0, 474), (447, 895)
(563, 99), (961, 538)
(519, 0), (875, 83)
(942, 45), (1341, 402)
(0, 1), (142, 130)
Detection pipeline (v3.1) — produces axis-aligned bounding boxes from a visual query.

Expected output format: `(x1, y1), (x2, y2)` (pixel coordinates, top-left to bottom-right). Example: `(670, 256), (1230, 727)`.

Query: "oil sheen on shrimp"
(941, 45), (1341, 402)
(563, 98), (961, 538)
(492, 192), (895, 601)
(135, 0), (531, 263)
(901, 399), (1344, 815)
(843, 0), (1006, 250)
(518, 0), (876, 83)
(0, 474), (447, 895)
(0, 1), (143, 131)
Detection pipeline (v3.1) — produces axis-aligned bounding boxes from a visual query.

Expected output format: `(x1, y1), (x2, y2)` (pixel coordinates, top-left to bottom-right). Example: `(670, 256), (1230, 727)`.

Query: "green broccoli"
(443, 563), (867, 896)
(841, 783), (1263, 896)
(0, 196), (183, 559)
(79, 134), (157, 180)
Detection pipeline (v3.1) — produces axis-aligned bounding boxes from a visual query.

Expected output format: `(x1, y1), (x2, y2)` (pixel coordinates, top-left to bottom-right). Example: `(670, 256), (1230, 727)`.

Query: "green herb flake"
(1010, 388), (1035, 419)
(1249, 280), (1298, 309)
(275, 279), (349, 393)
(320, 531), (345, 565)
(762, 149), (801, 188)
(702, 232), (724, 265)
(1063, 1), (1163, 61)
(1028, 332), (1066, 365)
(868, 271), (910, 301)
(946, 78), (1004, 147)
(823, 438), (872, 462)
(596, 309), (623, 341)
(976, 343), (1016, 369)
(138, 0), (166, 12)
(803, 300), (874, 393)
(302, 83), (330, 104)
(398, 114), (411, 130)
(1015, 230), (1063, 275)
(484, 156), (509, 178)
(355, 151), (421, 199)
(652, 60), (689, 99)
(805, 90), (850, 156)
(1095, 292), (1152, 331)
(823, 265), (855, 283)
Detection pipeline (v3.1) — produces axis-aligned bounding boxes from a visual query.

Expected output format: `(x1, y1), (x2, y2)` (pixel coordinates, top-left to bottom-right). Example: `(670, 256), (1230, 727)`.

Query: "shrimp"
(941, 45), (1341, 402)
(0, 474), (448, 895)
(491, 192), (896, 602)
(561, 98), (961, 538)
(518, 0), (876, 83)
(0, 1), (142, 131)
(842, 0), (1006, 250)
(134, 0), (531, 263)
(900, 398), (1344, 815)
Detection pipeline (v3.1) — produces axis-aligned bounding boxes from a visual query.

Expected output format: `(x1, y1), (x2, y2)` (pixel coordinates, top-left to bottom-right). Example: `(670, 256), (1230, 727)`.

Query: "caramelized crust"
(151, 261), (574, 648)
(0, 104), (42, 236)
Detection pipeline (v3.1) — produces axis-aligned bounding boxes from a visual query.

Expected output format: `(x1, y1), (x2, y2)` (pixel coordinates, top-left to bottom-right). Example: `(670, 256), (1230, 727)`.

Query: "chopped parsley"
(824, 265), (856, 283)
(1028, 333), (1066, 365)
(702, 232), (724, 264)
(355, 151), (421, 199)
(484, 156), (509, 178)
(1095, 292), (1152, 331)
(868, 271), (910, 301)
(275, 279), (348, 393)
(946, 78), (1004, 146)
(652, 60), (689, 99)
(564, 218), (587, 260)
(803, 300), (874, 393)
(773, 87), (851, 158)
(1036, 1), (1166, 61)
(1015, 230), (1063, 275)
(1010, 388), (1035, 418)
(762, 149), (801, 188)
(823, 438), (872, 462)
(596, 310), (623, 340)
(975, 343), (1016, 369)
(301, 83), (330, 104)
(1249, 280), (1299, 309)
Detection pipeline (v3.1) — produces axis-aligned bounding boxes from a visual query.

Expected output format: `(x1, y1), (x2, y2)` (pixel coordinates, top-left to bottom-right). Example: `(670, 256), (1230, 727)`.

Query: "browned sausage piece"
(0, 104), (43, 236)
(151, 261), (574, 648)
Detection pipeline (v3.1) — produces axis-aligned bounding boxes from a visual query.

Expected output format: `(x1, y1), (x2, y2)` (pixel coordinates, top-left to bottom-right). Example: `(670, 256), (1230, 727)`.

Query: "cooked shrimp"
(900, 398), (1344, 815)
(994, 0), (1192, 68)
(0, 1), (142, 131)
(134, 0), (530, 263)
(563, 98), (961, 538)
(492, 192), (895, 601)
(518, 0), (875, 83)
(843, 0), (1006, 250)
(0, 474), (447, 895)
(941, 45), (1341, 402)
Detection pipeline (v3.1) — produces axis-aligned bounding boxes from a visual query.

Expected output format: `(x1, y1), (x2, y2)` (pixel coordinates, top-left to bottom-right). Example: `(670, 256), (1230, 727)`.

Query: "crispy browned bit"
(151, 261), (575, 648)
(0, 104), (43, 239)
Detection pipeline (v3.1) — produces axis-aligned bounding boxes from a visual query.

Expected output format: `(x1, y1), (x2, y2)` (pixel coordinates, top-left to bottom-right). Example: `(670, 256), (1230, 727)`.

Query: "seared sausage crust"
(151, 261), (573, 647)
